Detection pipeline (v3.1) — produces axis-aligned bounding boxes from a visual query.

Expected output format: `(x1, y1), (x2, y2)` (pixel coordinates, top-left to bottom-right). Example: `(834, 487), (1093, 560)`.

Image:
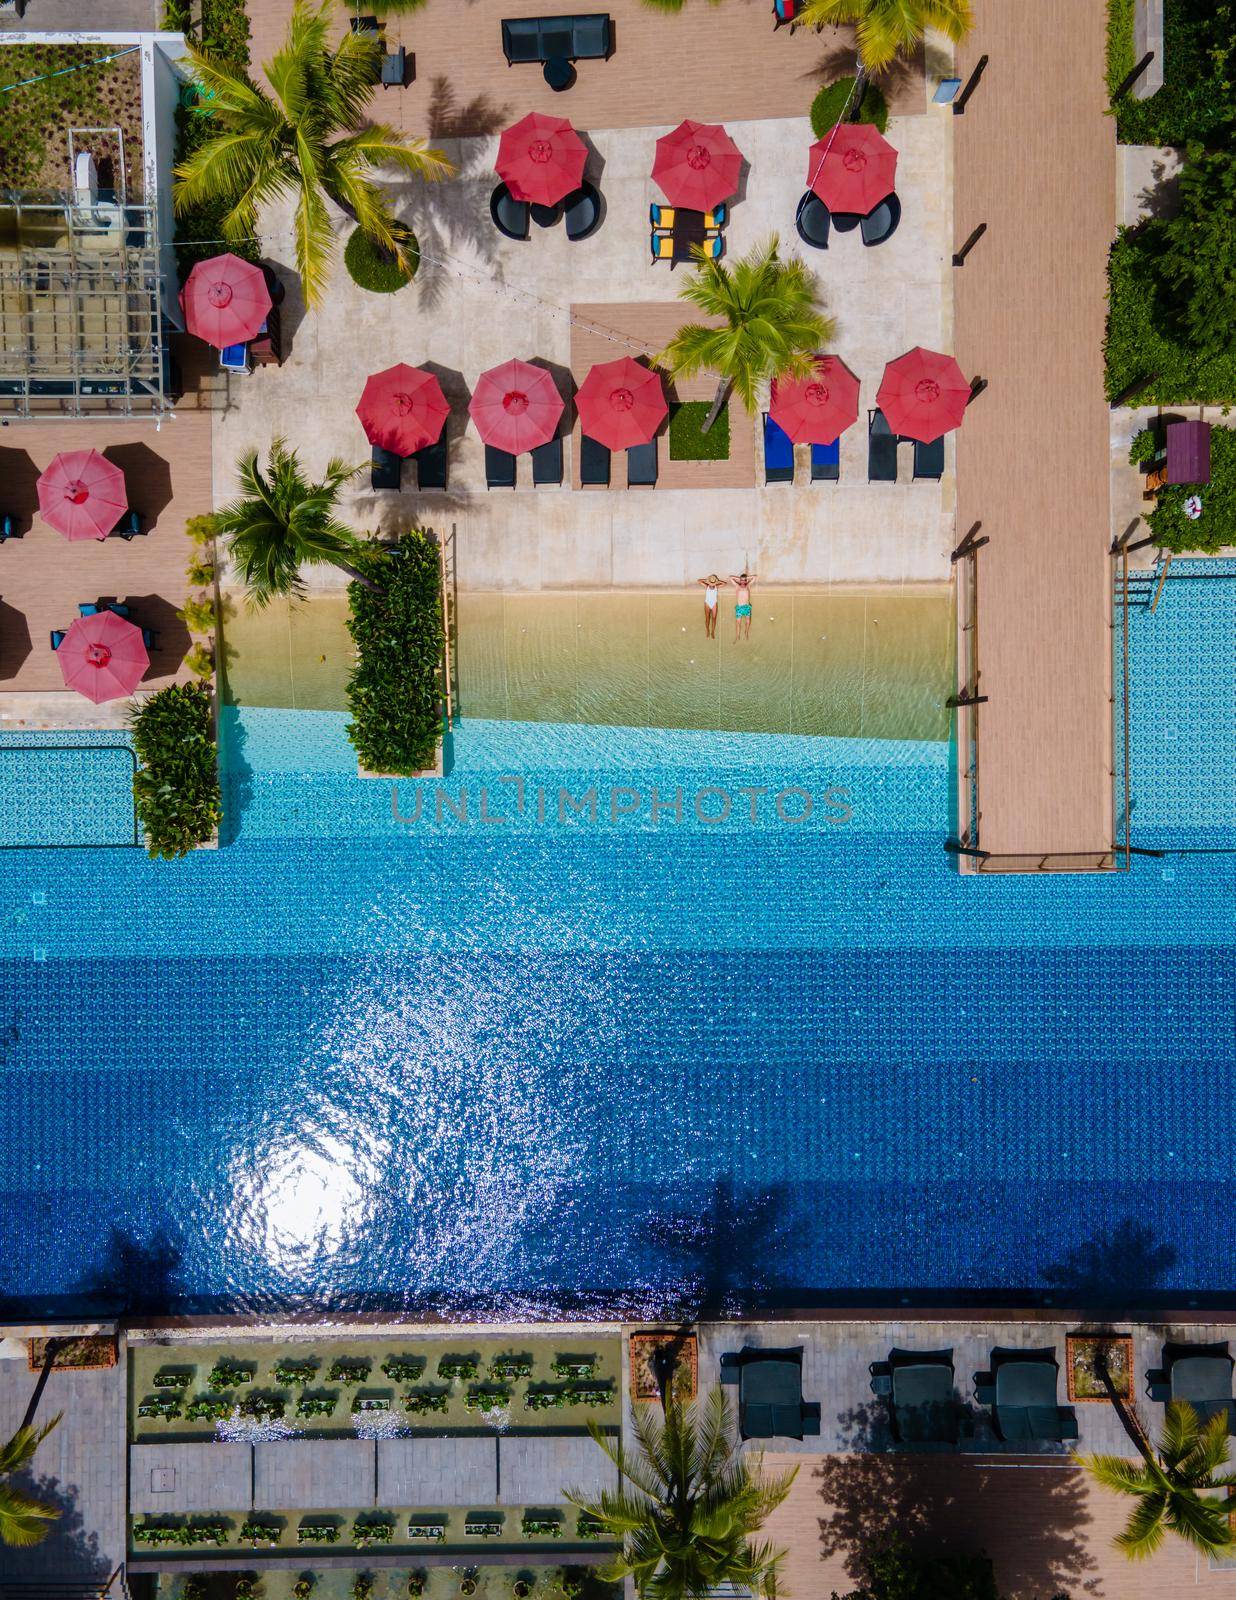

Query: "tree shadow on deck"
(0, 1469), (112, 1583)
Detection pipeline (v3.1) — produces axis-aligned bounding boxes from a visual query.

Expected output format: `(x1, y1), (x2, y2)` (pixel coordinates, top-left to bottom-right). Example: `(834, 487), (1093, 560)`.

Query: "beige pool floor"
(221, 585), (954, 744)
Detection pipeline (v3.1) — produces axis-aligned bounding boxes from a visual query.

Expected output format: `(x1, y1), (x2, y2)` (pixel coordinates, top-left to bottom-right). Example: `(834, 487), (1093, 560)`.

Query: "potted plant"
(353, 1578), (373, 1600)
(459, 1572), (479, 1598)
(293, 1581), (314, 1600)
(407, 1577), (425, 1599)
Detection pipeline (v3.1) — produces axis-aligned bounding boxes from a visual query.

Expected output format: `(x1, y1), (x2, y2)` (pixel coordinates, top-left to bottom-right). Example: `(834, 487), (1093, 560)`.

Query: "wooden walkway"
(952, 0), (1117, 869)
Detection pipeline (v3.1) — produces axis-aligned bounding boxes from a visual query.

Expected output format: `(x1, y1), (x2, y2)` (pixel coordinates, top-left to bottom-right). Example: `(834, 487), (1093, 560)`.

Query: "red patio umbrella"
(356, 364), (450, 457)
(37, 449), (127, 541)
(56, 610), (149, 704)
(808, 122), (898, 216)
(575, 357), (667, 451)
(770, 355), (860, 445)
(495, 112), (588, 208)
(877, 347), (970, 443)
(468, 360), (564, 454)
(181, 253), (272, 349)
(652, 120), (742, 211)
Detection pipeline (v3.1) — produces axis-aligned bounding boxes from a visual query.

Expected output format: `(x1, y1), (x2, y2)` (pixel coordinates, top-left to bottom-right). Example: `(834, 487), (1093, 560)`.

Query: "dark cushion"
(627, 439), (657, 486)
(485, 444), (517, 488)
(532, 435), (563, 485)
(564, 184), (602, 241)
(371, 445), (401, 491)
(861, 192), (901, 247)
(571, 14), (611, 56)
(580, 433), (611, 485)
(913, 434), (944, 479)
(414, 437), (448, 491)
(491, 184), (530, 241)
(502, 18), (542, 61)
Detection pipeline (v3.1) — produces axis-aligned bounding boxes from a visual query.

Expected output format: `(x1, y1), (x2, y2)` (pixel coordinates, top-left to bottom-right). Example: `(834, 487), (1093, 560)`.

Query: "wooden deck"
(952, 0), (1116, 867)
(246, 0), (926, 134)
(569, 302), (755, 490)
(0, 415), (211, 694)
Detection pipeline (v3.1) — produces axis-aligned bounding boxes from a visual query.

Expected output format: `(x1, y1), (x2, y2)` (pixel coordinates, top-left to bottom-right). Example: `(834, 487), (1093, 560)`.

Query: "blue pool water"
(0, 567), (1232, 1317)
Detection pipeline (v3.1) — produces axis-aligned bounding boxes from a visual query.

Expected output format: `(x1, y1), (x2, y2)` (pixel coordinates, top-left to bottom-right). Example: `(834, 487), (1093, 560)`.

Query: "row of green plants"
(141, 1513), (603, 1549)
(177, 1350), (600, 1389)
(181, 1572), (592, 1600)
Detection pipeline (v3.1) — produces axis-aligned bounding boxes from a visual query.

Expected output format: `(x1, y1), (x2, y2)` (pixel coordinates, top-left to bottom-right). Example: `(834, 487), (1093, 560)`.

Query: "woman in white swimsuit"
(697, 573), (722, 638)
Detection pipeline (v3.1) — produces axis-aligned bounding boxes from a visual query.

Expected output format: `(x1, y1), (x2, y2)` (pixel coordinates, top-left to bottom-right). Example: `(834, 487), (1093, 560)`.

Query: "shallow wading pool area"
(0, 568), (1232, 1316)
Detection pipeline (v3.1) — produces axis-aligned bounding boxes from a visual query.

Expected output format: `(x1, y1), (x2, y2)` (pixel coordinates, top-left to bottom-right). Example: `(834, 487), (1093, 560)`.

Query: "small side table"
(530, 201), (562, 228)
(543, 55), (575, 91)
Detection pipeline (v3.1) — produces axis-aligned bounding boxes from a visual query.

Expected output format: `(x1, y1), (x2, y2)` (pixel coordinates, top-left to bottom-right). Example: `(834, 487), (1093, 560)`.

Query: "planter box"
(630, 1331), (697, 1404)
(1067, 1333), (1134, 1402)
(358, 737), (444, 781)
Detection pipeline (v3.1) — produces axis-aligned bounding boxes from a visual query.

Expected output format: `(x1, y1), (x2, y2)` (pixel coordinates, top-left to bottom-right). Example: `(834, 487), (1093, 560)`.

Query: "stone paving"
(0, 1334), (125, 1581)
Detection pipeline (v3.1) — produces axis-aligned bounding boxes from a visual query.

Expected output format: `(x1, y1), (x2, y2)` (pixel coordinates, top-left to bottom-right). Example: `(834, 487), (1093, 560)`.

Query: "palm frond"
(0, 1483), (61, 1549)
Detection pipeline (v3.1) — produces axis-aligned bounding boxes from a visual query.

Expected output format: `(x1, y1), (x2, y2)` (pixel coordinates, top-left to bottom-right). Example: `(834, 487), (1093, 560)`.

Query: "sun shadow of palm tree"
(72, 1226), (183, 1316)
(1042, 1219), (1177, 1308)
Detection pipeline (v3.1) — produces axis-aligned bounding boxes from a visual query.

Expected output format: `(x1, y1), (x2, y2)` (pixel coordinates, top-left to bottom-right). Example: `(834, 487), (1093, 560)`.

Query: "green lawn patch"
(1105, 227), (1236, 405)
(346, 530), (445, 776)
(809, 76), (888, 138)
(668, 401), (729, 461)
(1137, 422), (1236, 553)
(1108, 0), (1236, 144)
(344, 225), (419, 293)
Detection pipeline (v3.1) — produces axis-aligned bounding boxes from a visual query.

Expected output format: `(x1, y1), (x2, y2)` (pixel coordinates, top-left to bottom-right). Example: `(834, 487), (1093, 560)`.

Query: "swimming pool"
(0, 567), (1231, 1317)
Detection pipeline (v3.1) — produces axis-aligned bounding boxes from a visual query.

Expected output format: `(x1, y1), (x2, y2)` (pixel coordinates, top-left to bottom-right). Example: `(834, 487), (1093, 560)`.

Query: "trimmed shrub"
(130, 683), (222, 859)
(1145, 424), (1236, 554)
(344, 226), (419, 294)
(346, 531), (445, 776)
(668, 400), (730, 461)
(809, 76), (889, 138)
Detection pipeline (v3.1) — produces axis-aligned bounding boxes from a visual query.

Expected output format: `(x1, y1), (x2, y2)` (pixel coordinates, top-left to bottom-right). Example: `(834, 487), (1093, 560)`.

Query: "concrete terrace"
(952, 0), (1117, 868)
(213, 107), (955, 592)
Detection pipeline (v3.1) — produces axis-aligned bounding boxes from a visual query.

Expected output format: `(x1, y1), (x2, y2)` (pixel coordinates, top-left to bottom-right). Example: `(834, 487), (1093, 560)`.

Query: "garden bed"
(1107, 0), (1234, 145)
(1105, 229), (1236, 406)
(628, 1330), (696, 1404)
(28, 1334), (117, 1370)
(129, 1336), (622, 1442)
(1066, 1332), (1134, 1401)
(0, 44), (144, 195)
(1134, 421), (1236, 553)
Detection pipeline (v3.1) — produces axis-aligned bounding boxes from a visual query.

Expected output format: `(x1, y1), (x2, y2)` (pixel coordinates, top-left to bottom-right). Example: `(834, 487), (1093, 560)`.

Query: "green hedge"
(344, 225), (419, 293)
(809, 76), (888, 138)
(170, 0), (256, 283)
(668, 400), (729, 461)
(1105, 227), (1236, 405)
(1141, 423), (1236, 553)
(346, 531), (445, 776)
(1109, 0), (1236, 144)
(130, 683), (222, 859)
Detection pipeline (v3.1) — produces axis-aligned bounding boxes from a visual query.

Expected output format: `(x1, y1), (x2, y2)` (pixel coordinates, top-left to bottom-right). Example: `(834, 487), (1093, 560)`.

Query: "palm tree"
(1082, 1400), (1236, 1560)
(797, 0), (974, 114)
(216, 439), (380, 606)
(173, 0), (452, 307)
(657, 235), (834, 433)
(0, 1417), (62, 1548)
(569, 1387), (796, 1599)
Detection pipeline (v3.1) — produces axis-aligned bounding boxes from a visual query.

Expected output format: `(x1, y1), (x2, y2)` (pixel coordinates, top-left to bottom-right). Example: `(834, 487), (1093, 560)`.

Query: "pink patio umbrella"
(770, 355), (860, 445)
(37, 449), (128, 541)
(56, 610), (149, 704)
(181, 253), (272, 349)
(808, 122), (898, 216)
(356, 364), (450, 457)
(495, 111), (588, 207)
(877, 347), (970, 443)
(652, 120), (743, 211)
(468, 359), (564, 454)
(575, 357), (667, 450)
